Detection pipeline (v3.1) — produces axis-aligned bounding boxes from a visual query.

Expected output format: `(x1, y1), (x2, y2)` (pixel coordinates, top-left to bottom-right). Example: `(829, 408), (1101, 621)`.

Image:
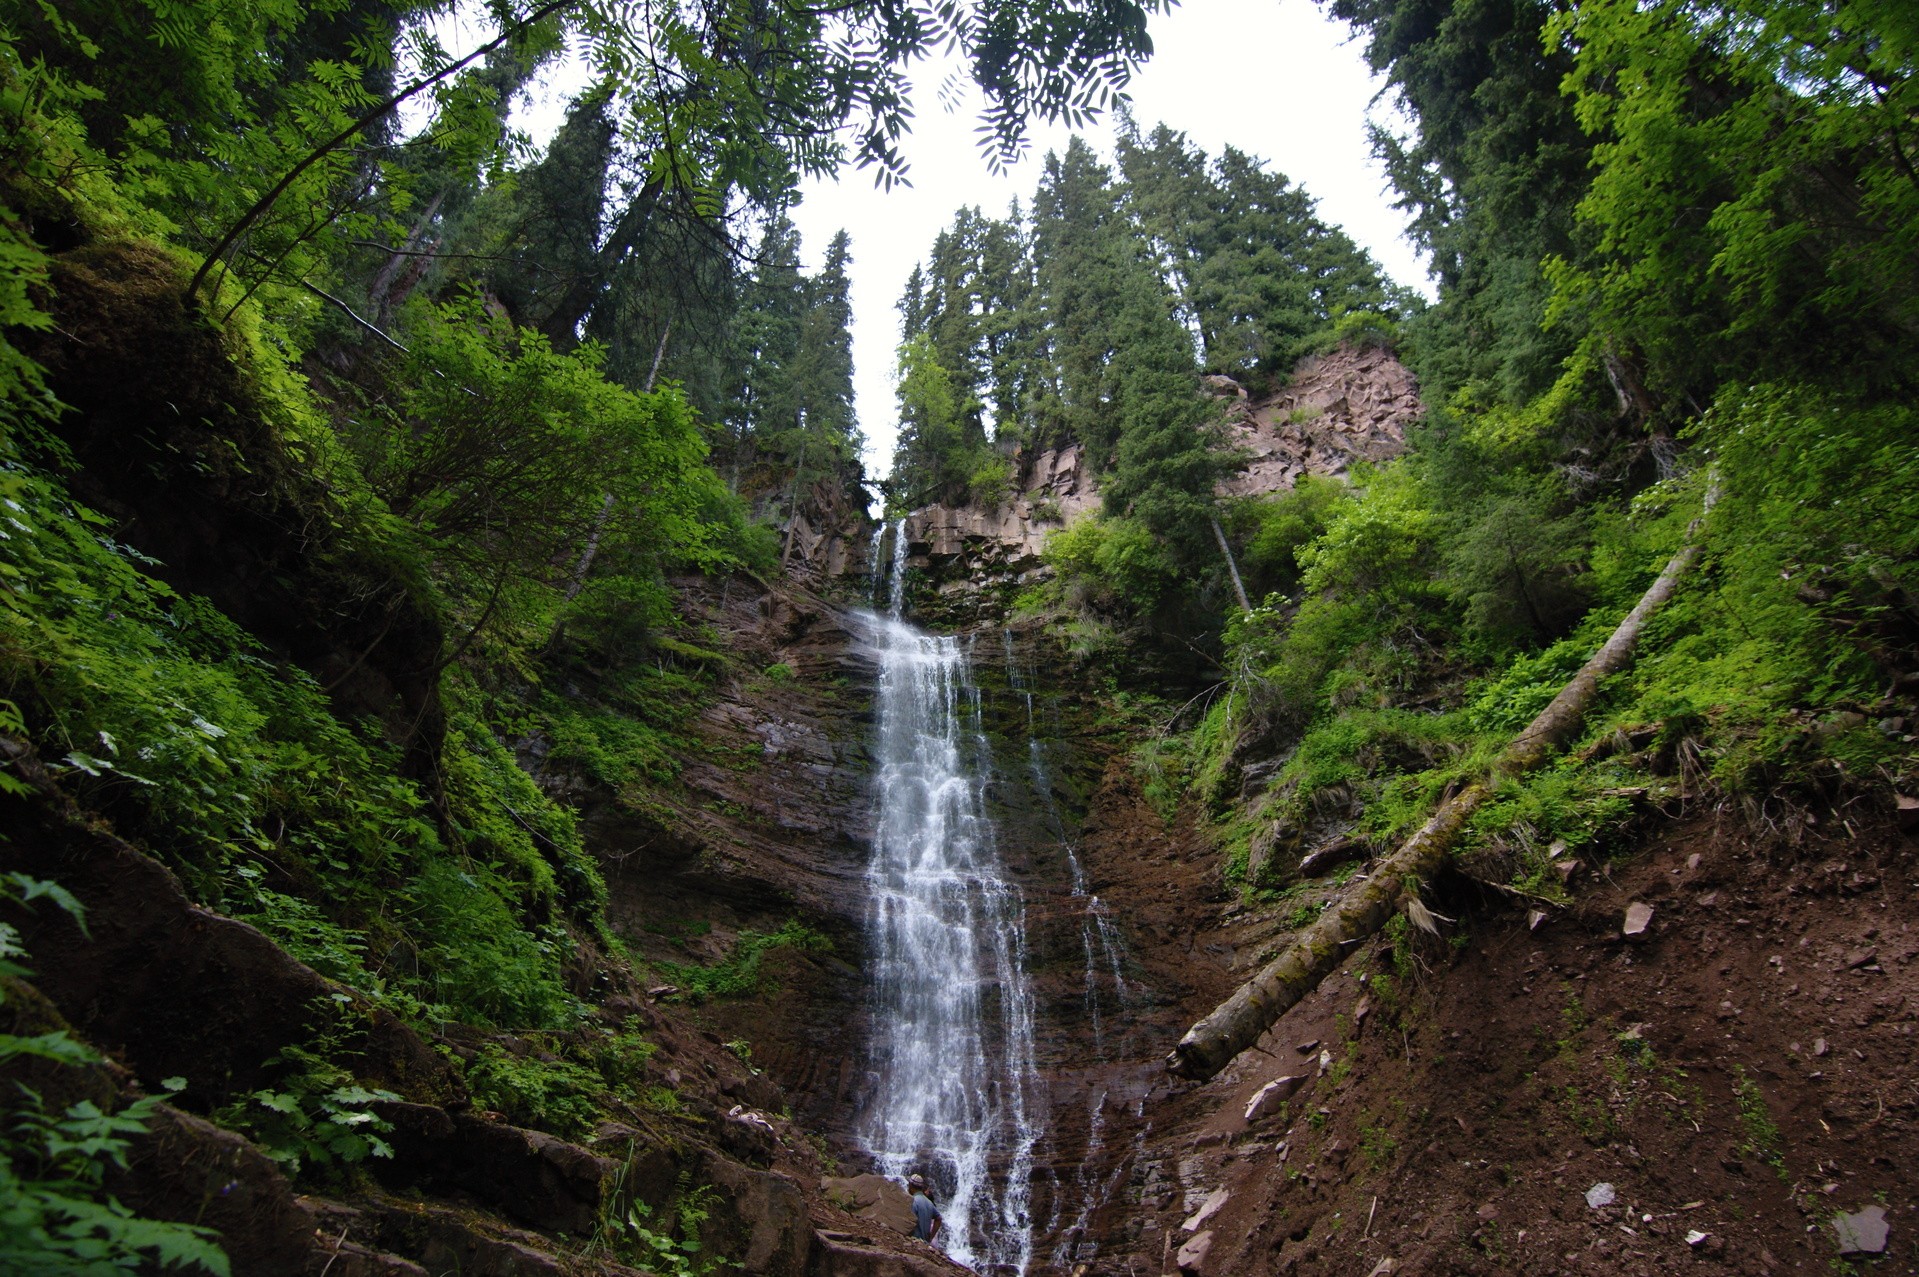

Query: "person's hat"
(908, 1174), (926, 1188)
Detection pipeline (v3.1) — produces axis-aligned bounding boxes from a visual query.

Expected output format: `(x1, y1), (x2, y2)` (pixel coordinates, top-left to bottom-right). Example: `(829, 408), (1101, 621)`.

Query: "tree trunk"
(643, 317), (672, 392)
(536, 176), (664, 350)
(1165, 476), (1720, 1082)
(780, 433), (811, 569)
(369, 189), (445, 323)
(1211, 515), (1252, 612)
(562, 494), (617, 602)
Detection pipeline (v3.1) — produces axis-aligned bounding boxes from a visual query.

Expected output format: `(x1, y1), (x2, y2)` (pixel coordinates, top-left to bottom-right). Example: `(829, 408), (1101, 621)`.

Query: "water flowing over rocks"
(851, 564), (1042, 1270)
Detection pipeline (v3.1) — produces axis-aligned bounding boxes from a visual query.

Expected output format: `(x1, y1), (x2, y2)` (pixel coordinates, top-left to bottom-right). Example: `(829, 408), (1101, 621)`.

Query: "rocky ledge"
(894, 342), (1423, 627)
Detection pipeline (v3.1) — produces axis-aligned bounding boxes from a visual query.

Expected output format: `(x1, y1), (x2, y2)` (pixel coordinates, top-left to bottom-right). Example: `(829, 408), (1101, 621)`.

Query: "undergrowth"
(655, 920), (832, 1003)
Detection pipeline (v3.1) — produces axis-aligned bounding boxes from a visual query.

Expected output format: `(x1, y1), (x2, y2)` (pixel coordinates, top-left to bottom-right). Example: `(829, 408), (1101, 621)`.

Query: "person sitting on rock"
(907, 1174), (942, 1243)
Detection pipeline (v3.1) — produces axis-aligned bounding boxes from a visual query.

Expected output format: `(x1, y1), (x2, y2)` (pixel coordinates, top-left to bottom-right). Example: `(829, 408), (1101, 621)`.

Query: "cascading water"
(1001, 629), (1135, 1267)
(855, 522), (1042, 1272)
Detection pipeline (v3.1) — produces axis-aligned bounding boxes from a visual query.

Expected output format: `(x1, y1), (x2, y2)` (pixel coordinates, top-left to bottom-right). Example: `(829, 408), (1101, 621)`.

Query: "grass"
(1732, 1065), (1788, 1180)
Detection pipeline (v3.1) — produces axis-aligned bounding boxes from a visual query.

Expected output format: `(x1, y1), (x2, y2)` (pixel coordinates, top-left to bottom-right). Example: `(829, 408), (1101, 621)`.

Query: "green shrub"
(656, 920), (830, 1003)
(465, 1046), (608, 1140)
(404, 861), (576, 1030)
(213, 1044), (400, 1181)
(1042, 515), (1179, 615)
(0, 874), (229, 1274)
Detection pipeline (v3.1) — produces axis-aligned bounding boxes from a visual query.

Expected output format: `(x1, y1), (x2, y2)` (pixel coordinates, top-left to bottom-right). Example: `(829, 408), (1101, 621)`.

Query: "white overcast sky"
(789, 0), (1431, 480)
(447, 0), (1432, 481)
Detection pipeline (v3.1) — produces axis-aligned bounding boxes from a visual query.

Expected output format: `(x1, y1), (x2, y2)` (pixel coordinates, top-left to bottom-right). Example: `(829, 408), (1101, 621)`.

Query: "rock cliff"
(895, 343), (1423, 626)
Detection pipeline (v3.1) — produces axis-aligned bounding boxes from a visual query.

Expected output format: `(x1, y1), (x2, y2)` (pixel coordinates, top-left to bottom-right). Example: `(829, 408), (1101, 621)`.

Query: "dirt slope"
(1085, 803), (1917, 1276)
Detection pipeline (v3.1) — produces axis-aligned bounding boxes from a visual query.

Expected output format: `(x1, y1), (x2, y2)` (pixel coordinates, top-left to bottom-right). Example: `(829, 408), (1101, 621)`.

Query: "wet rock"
(821, 1174), (917, 1237)
(1585, 1182), (1617, 1209)
(1246, 1076), (1305, 1123)
(1176, 1228), (1215, 1274)
(1834, 1204), (1889, 1255)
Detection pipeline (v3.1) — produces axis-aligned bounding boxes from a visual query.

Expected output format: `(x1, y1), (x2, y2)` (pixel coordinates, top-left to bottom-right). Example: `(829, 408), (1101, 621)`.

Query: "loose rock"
(1585, 1182), (1617, 1209)
(1244, 1076), (1304, 1123)
(1182, 1186), (1230, 1232)
(1895, 793), (1919, 833)
(1623, 902), (1655, 937)
(1833, 1205), (1889, 1255)
(1176, 1228), (1215, 1274)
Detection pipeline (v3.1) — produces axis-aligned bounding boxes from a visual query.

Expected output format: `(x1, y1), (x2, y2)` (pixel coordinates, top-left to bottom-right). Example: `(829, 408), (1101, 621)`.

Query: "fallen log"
(1166, 478), (1719, 1081)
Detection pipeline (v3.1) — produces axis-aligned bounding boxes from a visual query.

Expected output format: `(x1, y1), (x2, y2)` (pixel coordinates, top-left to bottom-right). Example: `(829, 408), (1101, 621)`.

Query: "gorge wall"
(10, 291), (1912, 1277)
(582, 344), (1425, 1267)
(620, 337), (1917, 1277)
(898, 343), (1421, 627)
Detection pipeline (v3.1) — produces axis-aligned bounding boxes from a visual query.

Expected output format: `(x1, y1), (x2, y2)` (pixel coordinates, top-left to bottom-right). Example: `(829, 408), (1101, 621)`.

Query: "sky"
(784, 0), (1434, 481)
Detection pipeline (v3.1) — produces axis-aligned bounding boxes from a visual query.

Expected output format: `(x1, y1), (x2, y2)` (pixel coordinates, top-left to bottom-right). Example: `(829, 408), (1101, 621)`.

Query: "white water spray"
(855, 522), (1041, 1272)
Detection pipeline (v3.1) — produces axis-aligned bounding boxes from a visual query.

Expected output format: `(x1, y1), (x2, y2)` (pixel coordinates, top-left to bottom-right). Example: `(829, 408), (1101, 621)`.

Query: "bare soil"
(1085, 800), (1919, 1276)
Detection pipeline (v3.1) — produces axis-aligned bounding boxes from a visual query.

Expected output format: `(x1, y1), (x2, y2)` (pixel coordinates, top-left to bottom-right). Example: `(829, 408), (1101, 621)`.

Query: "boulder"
(701, 1152), (814, 1276)
(821, 1173), (918, 1237)
(374, 1102), (619, 1236)
(1834, 1204), (1890, 1255)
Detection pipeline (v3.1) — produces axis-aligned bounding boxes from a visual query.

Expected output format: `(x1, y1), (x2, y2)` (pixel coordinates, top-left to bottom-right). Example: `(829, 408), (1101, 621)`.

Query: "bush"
(655, 920), (830, 1003)
(1042, 515), (1180, 615)
(0, 874), (229, 1274)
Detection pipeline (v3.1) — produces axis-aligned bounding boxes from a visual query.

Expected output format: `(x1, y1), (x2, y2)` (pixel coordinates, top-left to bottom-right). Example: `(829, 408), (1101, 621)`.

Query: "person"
(907, 1174), (942, 1243)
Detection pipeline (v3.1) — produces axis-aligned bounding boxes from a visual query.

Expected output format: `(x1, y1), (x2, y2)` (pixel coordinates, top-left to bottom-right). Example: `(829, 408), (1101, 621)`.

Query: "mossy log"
(1166, 479), (1719, 1081)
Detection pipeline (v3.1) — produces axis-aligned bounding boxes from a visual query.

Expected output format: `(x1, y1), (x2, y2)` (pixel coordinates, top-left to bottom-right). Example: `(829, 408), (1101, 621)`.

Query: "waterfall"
(855, 521), (1041, 1272)
(1001, 629), (1134, 1267)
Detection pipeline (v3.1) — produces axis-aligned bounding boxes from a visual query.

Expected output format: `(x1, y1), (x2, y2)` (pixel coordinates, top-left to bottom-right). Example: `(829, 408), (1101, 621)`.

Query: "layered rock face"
(1215, 342), (1421, 497)
(895, 344), (1422, 626)
(613, 598), (1242, 1271)
(604, 343), (1428, 1270)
